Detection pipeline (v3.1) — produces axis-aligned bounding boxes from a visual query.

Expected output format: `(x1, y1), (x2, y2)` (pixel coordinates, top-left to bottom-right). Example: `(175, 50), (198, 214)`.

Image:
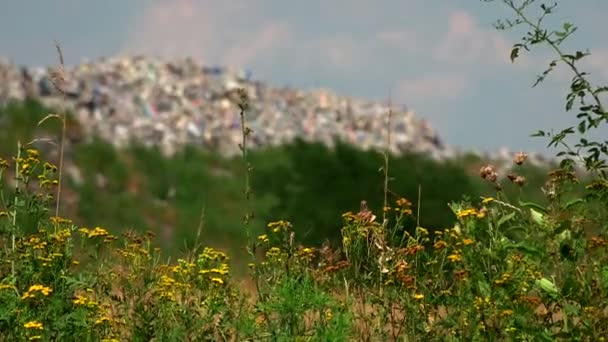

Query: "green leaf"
(564, 198), (584, 209)
(530, 208), (546, 225)
(535, 277), (559, 299)
(478, 280), (491, 298)
(503, 241), (541, 257)
(497, 212), (516, 230)
(518, 199), (548, 214)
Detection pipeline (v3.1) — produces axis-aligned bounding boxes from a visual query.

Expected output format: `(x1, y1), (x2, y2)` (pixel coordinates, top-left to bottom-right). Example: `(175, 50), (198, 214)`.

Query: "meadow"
(1, 1), (607, 340)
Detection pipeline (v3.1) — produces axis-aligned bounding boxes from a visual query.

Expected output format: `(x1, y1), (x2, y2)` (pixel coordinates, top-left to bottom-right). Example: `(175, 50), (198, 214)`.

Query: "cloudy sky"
(1, 0), (606, 155)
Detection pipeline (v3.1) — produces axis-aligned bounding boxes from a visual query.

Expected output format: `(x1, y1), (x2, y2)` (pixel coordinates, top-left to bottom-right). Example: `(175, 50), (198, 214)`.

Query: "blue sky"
(1, 0), (606, 155)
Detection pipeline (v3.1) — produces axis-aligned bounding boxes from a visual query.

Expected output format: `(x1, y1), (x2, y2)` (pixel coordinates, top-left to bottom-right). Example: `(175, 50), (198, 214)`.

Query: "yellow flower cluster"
(0, 157), (9, 169)
(23, 321), (44, 330)
(267, 220), (292, 233)
(456, 208), (486, 219)
(21, 284), (53, 300)
(199, 247), (229, 262)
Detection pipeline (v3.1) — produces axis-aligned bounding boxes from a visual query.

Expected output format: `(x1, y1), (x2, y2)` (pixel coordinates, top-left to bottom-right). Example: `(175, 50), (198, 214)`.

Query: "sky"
(1, 0), (607, 156)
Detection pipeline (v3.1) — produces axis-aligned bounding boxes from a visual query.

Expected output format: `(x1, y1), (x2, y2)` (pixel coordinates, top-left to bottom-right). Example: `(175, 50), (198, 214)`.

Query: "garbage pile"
(0, 56), (454, 159)
(0, 55), (553, 167)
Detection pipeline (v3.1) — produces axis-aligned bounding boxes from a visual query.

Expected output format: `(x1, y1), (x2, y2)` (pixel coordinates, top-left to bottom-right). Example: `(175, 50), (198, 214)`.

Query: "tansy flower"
(447, 253), (462, 263)
(433, 240), (448, 249)
(412, 293), (424, 300)
(210, 277), (224, 285)
(23, 321), (43, 330)
(481, 197), (495, 205)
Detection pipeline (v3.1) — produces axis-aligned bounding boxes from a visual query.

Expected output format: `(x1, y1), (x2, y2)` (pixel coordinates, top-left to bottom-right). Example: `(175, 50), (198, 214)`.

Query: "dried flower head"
(514, 151), (528, 165)
(513, 175), (526, 187)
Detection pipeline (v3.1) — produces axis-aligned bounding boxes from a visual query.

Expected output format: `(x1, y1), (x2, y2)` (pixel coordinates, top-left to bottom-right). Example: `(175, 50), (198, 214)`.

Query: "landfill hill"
(0, 55), (548, 166)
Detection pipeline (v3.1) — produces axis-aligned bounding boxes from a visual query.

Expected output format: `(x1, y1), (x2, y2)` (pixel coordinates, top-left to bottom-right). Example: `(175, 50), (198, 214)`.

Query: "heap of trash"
(0, 55), (551, 168)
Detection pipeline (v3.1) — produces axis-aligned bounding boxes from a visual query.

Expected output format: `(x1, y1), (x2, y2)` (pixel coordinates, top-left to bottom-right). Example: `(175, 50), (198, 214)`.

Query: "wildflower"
(433, 240), (448, 250)
(20, 163), (32, 175)
(199, 247), (228, 262)
(298, 247), (315, 261)
(26, 149), (40, 159)
(266, 247), (282, 259)
(21, 285), (53, 300)
(479, 165), (498, 182)
(590, 236), (607, 248)
(0, 211), (8, 218)
(481, 197), (494, 205)
(501, 309), (514, 317)
(95, 316), (111, 325)
(513, 151), (528, 165)
(447, 253), (462, 263)
(210, 277), (225, 285)
(0, 158), (9, 169)
(267, 220), (292, 233)
(494, 272), (512, 286)
(325, 309), (333, 321)
(402, 244), (424, 256)
(43, 162), (58, 173)
(507, 173), (526, 186)
(586, 180), (608, 191)
(416, 226), (429, 236)
(396, 197), (412, 208)
(456, 208), (479, 219)
(462, 238), (474, 245)
(412, 293), (424, 300)
(29, 336), (42, 341)
(453, 269), (468, 281)
(257, 234), (269, 243)
(73, 295), (87, 306)
(24, 321), (44, 330)
(0, 282), (12, 292)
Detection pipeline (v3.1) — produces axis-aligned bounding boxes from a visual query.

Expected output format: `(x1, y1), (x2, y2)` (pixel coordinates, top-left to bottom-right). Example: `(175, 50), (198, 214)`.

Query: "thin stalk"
(11, 142), (22, 279)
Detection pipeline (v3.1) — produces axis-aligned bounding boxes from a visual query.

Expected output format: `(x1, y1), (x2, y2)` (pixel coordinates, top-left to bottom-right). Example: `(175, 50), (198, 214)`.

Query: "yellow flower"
(413, 293), (425, 300)
(24, 321), (44, 330)
(462, 238), (474, 245)
(267, 220), (292, 233)
(257, 234), (269, 243)
(28, 336), (42, 341)
(0, 284), (14, 291)
(447, 253), (462, 263)
(73, 295), (87, 306)
(433, 240), (448, 249)
(210, 277), (225, 285)
(21, 285), (53, 300)
(416, 226), (429, 236)
(456, 209), (478, 219)
(95, 316), (111, 325)
(501, 309), (514, 317)
(43, 162), (58, 173)
(481, 197), (495, 205)
(26, 149), (40, 159)
(325, 309), (333, 321)
(266, 247), (282, 259)
(0, 158), (9, 169)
